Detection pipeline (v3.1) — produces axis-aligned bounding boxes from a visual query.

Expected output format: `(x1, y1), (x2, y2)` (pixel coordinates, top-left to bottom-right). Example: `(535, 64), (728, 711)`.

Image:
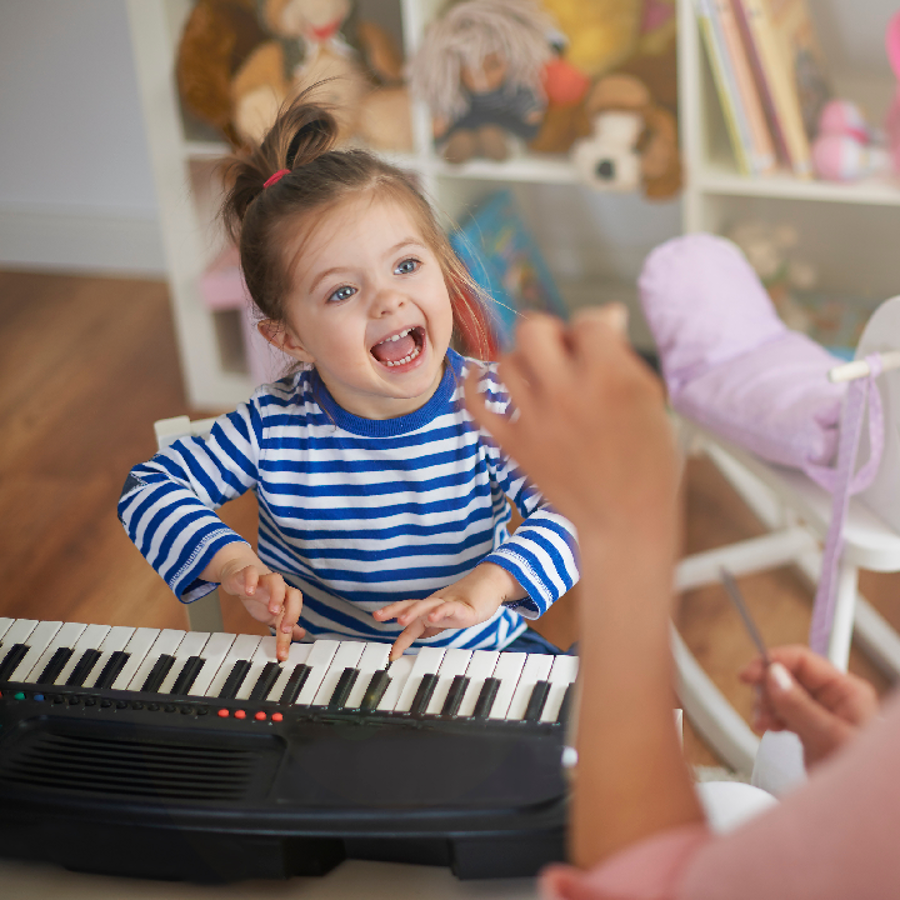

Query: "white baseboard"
(0, 205), (166, 276)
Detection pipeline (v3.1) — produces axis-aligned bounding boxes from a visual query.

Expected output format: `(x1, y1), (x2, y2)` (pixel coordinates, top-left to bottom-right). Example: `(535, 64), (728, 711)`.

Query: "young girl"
(118, 97), (578, 662)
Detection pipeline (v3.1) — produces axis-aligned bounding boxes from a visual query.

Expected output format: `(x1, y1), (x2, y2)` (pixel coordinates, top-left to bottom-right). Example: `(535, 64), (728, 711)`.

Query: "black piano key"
(93, 651), (130, 689)
(523, 680), (551, 722)
(248, 661), (282, 702)
(279, 664), (311, 705)
(359, 669), (390, 711)
(140, 654), (176, 694)
(36, 647), (74, 685)
(409, 672), (438, 716)
(472, 677), (500, 719)
(65, 648), (102, 687)
(218, 659), (252, 699)
(170, 655), (205, 695)
(441, 674), (469, 717)
(0, 644), (30, 682)
(556, 683), (574, 724)
(328, 667), (360, 709)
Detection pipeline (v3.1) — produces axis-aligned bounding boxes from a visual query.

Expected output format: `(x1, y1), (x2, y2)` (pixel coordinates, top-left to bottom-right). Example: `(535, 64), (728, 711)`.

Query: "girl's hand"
(218, 559), (305, 662)
(373, 563), (523, 659)
(740, 644), (880, 767)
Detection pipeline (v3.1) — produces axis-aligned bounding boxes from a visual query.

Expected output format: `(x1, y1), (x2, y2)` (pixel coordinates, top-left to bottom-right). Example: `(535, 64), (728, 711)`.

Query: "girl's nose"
(371, 286), (406, 317)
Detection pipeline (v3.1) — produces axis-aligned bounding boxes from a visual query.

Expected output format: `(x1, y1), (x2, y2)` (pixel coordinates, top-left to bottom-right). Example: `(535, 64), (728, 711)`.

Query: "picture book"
(732, 0), (816, 177)
(450, 190), (567, 351)
(713, 0), (776, 174)
(761, 0), (832, 140)
(694, 0), (754, 175)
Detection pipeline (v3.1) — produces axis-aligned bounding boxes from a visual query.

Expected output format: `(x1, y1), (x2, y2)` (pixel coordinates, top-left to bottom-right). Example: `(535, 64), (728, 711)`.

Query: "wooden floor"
(1, 269), (898, 768)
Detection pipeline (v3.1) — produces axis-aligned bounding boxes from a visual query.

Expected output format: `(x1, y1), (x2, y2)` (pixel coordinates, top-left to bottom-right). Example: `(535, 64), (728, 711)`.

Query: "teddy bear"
(176, 0), (412, 152)
(527, 0), (645, 154)
(569, 73), (682, 199)
(408, 0), (556, 164)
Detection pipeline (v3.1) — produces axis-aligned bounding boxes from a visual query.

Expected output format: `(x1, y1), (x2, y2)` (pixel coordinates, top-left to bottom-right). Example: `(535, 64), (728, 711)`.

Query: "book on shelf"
(732, 0), (828, 178)
(693, 0), (754, 175)
(450, 190), (567, 351)
(713, 0), (776, 175)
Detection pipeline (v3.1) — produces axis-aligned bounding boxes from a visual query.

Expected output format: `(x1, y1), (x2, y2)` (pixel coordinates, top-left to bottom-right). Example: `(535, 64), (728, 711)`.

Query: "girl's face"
(266, 193), (454, 420)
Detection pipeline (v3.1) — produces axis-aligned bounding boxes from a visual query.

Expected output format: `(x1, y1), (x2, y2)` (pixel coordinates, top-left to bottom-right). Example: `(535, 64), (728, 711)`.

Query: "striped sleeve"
(117, 400), (263, 602)
(467, 361), (580, 617)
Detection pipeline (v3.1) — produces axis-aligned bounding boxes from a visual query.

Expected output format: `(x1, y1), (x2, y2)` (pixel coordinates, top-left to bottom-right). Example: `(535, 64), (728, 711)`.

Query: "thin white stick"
(828, 350), (900, 383)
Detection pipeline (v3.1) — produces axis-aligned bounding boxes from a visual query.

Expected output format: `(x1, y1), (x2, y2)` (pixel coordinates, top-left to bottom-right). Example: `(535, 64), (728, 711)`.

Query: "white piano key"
(54, 624), (111, 686)
(108, 629), (162, 690)
(344, 641), (391, 709)
(186, 631), (237, 697)
(124, 628), (189, 692)
(83, 626), (137, 688)
(204, 633), (265, 698)
(158, 630), (213, 694)
(376, 654), (416, 712)
(312, 641), (366, 706)
(0, 617), (17, 642)
(4, 620), (62, 683)
(294, 639), (340, 705)
(506, 653), (554, 721)
(264, 641), (313, 702)
(487, 652), (527, 720)
(0, 618), (40, 652)
(540, 655), (579, 722)
(426, 648), (473, 715)
(21, 621), (88, 683)
(234, 636), (279, 701)
(394, 647), (446, 713)
(457, 650), (500, 718)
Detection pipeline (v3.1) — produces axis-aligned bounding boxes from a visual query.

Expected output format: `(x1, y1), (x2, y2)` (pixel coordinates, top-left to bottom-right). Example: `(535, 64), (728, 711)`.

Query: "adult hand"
(464, 306), (677, 543)
(740, 645), (880, 767)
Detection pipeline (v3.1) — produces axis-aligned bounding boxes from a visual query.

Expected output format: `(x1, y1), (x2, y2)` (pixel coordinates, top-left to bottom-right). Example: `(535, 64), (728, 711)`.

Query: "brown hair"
(220, 93), (495, 359)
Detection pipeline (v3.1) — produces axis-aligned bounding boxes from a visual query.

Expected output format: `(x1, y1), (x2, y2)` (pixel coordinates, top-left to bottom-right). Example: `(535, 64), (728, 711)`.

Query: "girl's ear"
(257, 319), (315, 364)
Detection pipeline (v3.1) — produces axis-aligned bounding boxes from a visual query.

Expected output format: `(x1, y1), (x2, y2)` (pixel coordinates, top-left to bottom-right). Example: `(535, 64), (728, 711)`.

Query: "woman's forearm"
(570, 529), (704, 869)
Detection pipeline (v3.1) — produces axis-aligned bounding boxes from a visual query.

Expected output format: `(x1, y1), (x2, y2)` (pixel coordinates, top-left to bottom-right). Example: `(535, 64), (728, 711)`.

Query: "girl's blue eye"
(328, 285), (356, 303)
(395, 258), (420, 275)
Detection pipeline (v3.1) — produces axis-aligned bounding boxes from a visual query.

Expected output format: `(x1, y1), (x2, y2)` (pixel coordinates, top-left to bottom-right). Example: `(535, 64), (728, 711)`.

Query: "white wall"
(0, 0), (164, 274)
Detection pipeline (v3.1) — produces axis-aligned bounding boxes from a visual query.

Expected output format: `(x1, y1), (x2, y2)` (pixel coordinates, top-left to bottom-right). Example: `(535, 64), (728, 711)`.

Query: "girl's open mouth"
(370, 326), (425, 368)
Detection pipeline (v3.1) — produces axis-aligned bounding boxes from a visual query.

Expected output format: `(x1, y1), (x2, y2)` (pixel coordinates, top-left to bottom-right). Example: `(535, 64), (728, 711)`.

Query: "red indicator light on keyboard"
(234, 709), (246, 719)
(254, 711), (266, 721)
(217, 708), (229, 718)
(271, 712), (283, 722)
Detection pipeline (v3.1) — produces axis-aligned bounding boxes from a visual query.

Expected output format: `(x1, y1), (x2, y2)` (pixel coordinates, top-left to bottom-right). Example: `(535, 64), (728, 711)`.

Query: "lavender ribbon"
(805, 354), (884, 655)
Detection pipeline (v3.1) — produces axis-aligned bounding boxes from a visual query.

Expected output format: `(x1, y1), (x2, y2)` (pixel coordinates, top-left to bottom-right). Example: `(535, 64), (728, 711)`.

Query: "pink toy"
(811, 99), (890, 182)
(886, 11), (900, 173)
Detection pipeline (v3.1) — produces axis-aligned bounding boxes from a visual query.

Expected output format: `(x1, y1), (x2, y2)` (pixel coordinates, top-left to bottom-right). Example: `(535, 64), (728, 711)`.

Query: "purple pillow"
(639, 234), (846, 469)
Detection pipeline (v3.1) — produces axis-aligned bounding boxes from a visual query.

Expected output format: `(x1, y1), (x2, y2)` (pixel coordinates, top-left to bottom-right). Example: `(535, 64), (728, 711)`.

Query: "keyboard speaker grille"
(0, 720), (282, 802)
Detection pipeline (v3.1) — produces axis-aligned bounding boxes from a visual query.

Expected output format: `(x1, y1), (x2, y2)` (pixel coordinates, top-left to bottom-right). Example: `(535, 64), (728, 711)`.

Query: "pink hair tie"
(263, 168), (290, 189)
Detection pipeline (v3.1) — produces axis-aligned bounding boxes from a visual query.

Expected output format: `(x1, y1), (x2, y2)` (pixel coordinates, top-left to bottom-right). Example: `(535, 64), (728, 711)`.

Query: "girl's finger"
(390, 617), (428, 661)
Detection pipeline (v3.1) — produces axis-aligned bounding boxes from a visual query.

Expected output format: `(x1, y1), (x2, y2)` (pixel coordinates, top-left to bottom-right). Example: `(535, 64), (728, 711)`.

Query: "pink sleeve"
(539, 825), (712, 900)
(680, 690), (900, 899)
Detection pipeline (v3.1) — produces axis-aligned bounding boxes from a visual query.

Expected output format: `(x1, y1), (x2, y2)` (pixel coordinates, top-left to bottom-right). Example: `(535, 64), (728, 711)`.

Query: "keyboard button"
(328, 667), (359, 709)
(542, 655), (579, 723)
(265, 642), (313, 704)
(359, 669), (391, 711)
(506, 654), (553, 721)
(472, 678), (500, 718)
(312, 642), (366, 707)
(440, 674), (469, 717)
(394, 647), (445, 713)
(55, 624), (111, 687)
(523, 680), (551, 722)
(344, 642), (390, 710)
(203, 634), (263, 698)
(294, 640), (340, 706)
(456, 650), (500, 717)
(125, 629), (186, 693)
(248, 661), (282, 702)
(487, 652), (527, 719)
(376, 655), (416, 712)
(426, 648), (472, 715)
(218, 659), (253, 699)
(22, 622), (87, 684)
(409, 672), (439, 715)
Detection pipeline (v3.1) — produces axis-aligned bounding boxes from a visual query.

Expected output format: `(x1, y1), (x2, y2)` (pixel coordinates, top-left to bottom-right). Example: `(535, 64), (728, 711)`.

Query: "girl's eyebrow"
(308, 238), (426, 292)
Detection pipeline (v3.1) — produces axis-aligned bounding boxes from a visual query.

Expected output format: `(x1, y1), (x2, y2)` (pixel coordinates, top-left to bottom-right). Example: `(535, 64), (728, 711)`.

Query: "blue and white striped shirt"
(118, 350), (579, 651)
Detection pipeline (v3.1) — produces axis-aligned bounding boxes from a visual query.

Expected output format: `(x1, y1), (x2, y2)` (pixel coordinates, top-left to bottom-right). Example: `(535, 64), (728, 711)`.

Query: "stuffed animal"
(177, 0), (412, 151)
(570, 73), (681, 199)
(408, 0), (555, 164)
(176, 0), (270, 147)
(811, 99), (891, 182)
(528, 0), (645, 154)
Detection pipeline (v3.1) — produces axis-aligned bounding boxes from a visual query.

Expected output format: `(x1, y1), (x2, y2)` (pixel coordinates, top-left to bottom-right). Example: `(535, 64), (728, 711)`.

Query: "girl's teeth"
(384, 344), (421, 367)
(386, 328), (411, 343)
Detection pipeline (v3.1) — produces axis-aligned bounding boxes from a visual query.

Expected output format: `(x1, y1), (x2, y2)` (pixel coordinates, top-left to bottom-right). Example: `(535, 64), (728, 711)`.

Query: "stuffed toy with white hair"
(408, 0), (555, 163)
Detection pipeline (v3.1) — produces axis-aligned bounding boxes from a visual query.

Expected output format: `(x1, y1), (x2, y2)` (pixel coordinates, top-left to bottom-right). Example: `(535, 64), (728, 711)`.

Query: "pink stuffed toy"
(812, 99), (890, 182)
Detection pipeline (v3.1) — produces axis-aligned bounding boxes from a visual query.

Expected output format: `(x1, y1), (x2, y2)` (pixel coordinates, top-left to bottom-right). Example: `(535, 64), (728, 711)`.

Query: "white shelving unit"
(128, 0), (680, 409)
(677, 0), (900, 305)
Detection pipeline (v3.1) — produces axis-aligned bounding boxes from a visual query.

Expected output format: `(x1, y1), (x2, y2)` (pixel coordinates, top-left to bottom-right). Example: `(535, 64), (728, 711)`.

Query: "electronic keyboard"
(0, 618), (577, 882)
